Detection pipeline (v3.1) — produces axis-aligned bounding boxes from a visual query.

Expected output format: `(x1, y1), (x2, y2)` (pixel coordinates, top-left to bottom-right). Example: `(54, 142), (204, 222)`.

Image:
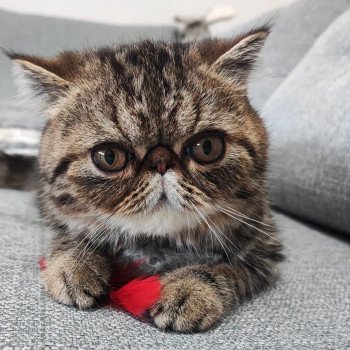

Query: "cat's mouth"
(144, 171), (185, 213)
(152, 192), (169, 211)
(158, 192), (167, 204)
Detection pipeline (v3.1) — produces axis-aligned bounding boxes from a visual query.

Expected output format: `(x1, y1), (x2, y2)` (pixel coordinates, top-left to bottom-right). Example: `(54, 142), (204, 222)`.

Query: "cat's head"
(7, 27), (270, 242)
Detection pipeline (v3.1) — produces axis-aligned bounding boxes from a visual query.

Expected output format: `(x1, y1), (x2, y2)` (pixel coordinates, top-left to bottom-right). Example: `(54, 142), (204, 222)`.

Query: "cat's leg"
(149, 258), (280, 332)
(41, 234), (112, 309)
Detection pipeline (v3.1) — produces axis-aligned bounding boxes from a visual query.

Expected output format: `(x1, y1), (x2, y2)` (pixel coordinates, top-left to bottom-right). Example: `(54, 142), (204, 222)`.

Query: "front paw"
(41, 253), (111, 309)
(149, 269), (225, 332)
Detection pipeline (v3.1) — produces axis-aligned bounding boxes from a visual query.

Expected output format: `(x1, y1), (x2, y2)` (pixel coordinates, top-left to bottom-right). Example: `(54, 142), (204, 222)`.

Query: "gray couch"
(0, 1), (349, 349)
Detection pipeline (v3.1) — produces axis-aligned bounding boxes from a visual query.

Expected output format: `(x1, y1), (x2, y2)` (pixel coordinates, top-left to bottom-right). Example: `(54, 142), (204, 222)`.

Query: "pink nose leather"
(144, 145), (176, 175)
(156, 159), (168, 175)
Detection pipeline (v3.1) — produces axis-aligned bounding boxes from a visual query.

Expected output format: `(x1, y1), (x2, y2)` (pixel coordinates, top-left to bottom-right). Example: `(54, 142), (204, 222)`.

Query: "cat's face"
(8, 29), (269, 239)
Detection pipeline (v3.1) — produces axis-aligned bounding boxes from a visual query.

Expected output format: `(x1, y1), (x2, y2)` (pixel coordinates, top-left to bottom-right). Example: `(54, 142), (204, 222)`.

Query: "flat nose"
(144, 146), (175, 175)
(155, 159), (168, 175)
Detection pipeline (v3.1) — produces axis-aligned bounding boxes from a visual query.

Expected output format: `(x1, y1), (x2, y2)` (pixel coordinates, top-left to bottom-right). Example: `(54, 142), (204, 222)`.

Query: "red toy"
(38, 257), (161, 318)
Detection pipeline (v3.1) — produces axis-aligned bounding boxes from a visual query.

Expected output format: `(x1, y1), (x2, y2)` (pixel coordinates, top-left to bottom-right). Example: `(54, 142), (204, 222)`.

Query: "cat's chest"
(115, 245), (224, 275)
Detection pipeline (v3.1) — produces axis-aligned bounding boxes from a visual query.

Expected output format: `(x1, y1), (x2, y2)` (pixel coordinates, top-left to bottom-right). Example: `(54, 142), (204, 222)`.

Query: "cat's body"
(7, 27), (283, 332)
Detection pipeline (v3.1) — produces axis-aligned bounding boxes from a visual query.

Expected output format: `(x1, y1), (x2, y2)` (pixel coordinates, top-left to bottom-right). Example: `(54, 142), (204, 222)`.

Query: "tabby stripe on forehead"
(97, 48), (135, 97)
(107, 97), (132, 143)
(126, 50), (143, 67)
(50, 156), (77, 183)
(97, 48), (125, 76)
(167, 99), (180, 125)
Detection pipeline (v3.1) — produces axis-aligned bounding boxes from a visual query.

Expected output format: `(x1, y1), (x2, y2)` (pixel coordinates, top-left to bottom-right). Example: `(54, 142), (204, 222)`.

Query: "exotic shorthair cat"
(6, 26), (283, 332)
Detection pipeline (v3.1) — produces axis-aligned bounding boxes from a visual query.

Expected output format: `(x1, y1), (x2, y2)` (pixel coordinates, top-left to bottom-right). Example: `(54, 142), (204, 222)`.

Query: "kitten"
(7, 26), (283, 333)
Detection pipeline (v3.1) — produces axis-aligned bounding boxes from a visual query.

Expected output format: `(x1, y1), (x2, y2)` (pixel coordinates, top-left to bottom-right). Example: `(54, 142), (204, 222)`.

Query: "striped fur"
(7, 27), (283, 332)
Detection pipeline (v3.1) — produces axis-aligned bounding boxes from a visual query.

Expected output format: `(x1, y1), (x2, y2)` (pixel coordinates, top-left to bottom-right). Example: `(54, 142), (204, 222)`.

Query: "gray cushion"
(0, 189), (349, 349)
(263, 9), (350, 235)
(233, 0), (350, 110)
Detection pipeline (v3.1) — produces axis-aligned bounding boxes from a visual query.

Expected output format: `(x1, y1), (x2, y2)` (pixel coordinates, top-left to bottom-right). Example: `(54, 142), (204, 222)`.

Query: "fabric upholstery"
(263, 9), (350, 235)
(0, 189), (349, 349)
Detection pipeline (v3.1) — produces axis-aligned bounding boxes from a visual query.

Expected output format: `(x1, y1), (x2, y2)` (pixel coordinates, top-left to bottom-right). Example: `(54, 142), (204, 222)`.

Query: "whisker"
(187, 207), (205, 256)
(71, 228), (108, 276)
(216, 204), (277, 229)
(201, 207), (240, 254)
(69, 211), (118, 275)
(217, 206), (297, 255)
(189, 201), (234, 269)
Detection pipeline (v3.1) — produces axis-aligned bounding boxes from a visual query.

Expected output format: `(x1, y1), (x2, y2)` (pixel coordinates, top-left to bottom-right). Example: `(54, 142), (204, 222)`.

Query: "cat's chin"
(112, 204), (212, 238)
(76, 204), (216, 239)
(61, 169), (219, 239)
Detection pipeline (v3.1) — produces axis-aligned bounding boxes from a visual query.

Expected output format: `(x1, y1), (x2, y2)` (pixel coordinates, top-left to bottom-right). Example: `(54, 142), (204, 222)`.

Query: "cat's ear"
(195, 26), (270, 84)
(5, 51), (82, 103)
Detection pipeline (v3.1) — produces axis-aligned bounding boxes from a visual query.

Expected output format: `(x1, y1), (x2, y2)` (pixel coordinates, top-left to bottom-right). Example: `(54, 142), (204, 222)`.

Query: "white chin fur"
(64, 170), (215, 239)
(118, 170), (208, 236)
(106, 208), (199, 237)
(99, 170), (206, 237)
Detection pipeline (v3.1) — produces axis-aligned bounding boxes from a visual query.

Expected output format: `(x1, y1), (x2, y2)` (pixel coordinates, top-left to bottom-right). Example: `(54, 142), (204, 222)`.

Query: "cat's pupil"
(202, 139), (212, 156)
(104, 149), (115, 165)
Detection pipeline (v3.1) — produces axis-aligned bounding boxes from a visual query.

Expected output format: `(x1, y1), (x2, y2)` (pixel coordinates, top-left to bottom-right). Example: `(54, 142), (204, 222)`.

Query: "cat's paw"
(41, 253), (111, 309)
(149, 270), (225, 332)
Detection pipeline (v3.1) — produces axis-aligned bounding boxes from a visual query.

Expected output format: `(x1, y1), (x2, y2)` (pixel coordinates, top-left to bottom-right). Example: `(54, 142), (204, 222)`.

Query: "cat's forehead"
(67, 43), (239, 149)
(96, 42), (189, 94)
(104, 43), (191, 146)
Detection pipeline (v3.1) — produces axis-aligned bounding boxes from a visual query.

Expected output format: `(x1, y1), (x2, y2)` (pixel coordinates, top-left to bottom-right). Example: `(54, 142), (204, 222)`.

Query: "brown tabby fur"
(7, 26), (283, 333)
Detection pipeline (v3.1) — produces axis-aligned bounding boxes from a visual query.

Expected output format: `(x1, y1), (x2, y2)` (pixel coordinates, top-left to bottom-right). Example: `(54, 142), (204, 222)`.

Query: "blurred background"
(0, 0), (298, 140)
(0, 0), (295, 35)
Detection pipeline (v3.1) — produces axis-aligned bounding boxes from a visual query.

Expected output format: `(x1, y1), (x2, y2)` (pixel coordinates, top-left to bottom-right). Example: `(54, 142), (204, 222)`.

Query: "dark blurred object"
(0, 151), (37, 190)
(174, 6), (235, 41)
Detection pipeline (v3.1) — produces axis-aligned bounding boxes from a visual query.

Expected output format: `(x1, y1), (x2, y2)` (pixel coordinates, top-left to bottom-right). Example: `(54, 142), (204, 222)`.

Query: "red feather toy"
(38, 257), (161, 318)
(38, 248), (221, 318)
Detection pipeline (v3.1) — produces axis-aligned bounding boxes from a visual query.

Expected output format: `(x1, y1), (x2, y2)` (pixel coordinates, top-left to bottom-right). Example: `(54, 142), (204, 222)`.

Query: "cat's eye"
(187, 134), (225, 165)
(92, 145), (129, 172)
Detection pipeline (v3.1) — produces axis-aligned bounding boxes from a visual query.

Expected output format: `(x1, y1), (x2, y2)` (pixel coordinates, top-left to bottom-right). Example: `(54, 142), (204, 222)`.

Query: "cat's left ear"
(5, 51), (82, 103)
(195, 26), (270, 84)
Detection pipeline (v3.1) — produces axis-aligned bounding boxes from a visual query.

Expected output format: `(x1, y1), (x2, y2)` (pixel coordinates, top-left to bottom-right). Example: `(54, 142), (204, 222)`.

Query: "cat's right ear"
(192, 26), (270, 85)
(4, 51), (82, 103)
